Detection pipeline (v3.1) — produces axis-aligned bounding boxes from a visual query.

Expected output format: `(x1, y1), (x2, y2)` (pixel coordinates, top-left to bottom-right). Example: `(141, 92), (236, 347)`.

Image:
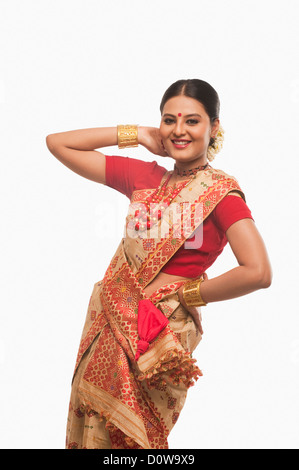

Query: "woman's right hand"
(138, 126), (169, 157)
(177, 287), (203, 335)
(177, 273), (208, 335)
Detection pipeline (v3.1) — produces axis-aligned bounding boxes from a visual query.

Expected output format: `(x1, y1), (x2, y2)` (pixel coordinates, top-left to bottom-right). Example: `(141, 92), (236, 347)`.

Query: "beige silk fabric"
(66, 166), (245, 449)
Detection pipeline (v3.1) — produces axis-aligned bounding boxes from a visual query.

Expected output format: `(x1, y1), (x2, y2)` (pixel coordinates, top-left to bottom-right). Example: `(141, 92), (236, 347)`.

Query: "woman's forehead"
(162, 95), (207, 115)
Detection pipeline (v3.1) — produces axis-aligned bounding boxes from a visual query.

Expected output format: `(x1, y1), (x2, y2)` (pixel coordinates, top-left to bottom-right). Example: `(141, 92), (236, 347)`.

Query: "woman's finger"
(189, 307), (203, 335)
(160, 139), (169, 156)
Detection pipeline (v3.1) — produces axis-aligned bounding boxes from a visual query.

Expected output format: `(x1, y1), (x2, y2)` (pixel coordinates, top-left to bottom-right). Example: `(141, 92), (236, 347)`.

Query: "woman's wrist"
(137, 126), (146, 146)
(116, 125), (147, 148)
(182, 278), (207, 307)
(117, 125), (139, 149)
(116, 124), (167, 157)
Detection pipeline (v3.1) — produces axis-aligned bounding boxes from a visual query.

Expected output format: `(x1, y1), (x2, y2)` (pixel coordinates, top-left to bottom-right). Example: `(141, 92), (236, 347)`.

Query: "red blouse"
(105, 155), (254, 278)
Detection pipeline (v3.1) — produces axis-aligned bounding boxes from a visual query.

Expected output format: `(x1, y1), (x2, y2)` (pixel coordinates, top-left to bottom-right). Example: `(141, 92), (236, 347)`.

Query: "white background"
(0, 0), (298, 449)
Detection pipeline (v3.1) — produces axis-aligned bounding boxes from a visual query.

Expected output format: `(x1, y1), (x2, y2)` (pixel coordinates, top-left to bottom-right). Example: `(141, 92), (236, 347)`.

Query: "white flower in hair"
(207, 124), (225, 162)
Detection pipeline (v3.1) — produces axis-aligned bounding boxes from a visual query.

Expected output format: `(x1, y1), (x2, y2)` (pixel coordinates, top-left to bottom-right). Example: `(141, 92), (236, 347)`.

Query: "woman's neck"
(173, 161), (209, 177)
(173, 154), (208, 173)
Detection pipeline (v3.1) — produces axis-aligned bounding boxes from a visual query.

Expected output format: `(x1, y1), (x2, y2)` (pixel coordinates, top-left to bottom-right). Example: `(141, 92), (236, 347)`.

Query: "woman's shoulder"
(212, 193), (254, 233)
(207, 166), (253, 231)
(206, 165), (245, 200)
(105, 154), (167, 174)
(105, 154), (168, 198)
(207, 165), (239, 182)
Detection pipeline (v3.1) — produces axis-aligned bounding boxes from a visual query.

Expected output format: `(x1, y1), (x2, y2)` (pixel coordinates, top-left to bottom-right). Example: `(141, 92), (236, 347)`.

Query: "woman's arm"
(199, 218), (272, 302)
(45, 126), (167, 184)
(45, 127), (118, 184)
(177, 218), (272, 330)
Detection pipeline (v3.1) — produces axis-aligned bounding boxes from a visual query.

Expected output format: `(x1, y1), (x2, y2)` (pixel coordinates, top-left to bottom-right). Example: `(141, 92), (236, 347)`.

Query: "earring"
(207, 124), (225, 162)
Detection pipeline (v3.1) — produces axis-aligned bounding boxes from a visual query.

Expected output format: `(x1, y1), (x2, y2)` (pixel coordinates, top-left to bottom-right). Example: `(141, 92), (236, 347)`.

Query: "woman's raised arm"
(46, 126), (168, 184)
(45, 127), (118, 184)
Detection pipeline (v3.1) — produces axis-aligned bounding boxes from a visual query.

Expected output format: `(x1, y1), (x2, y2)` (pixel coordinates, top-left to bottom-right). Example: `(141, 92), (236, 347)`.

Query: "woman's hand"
(138, 126), (169, 157)
(177, 273), (208, 335)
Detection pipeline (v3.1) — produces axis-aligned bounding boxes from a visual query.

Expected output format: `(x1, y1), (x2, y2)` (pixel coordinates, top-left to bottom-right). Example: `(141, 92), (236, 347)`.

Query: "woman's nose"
(173, 120), (185, 137)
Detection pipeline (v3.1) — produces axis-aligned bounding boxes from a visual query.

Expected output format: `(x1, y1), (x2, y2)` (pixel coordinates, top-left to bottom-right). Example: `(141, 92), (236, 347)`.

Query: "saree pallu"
(66, 167), (245, 449)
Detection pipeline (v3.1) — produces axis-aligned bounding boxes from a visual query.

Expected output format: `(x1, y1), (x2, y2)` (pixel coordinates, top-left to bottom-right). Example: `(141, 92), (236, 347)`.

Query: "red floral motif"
(73, 312), (108, 375)
(142, 239), (155, 251)
(155, 380), (167, 392)
(85, 407), (97, 418)
(67, 441), (79, 449)
(109, 428), (142, 449)
(212, 173), (224, 180)
(130, 189), (155, 203)
(81, 322), (171, 448)
(167, 397), (177, 410)
(74, 407), (85, 418)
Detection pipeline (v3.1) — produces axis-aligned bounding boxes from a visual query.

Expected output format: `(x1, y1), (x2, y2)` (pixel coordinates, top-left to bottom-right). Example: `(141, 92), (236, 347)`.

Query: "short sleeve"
(212, 194), (254, 233)
(105, 155), (167, 199)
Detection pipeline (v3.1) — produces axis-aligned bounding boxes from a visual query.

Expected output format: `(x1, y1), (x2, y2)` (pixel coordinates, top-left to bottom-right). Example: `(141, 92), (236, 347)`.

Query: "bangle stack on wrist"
(183, 278), (207, 307)
(117, 125), (139, 149)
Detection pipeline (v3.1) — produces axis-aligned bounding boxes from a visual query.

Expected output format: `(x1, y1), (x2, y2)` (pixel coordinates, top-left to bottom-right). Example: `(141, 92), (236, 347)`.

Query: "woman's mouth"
(171, 140), (192, 149)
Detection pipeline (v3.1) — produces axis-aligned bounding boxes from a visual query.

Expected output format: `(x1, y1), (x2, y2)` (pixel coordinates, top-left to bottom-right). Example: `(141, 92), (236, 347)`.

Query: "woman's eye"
(163, 118), (199, 125)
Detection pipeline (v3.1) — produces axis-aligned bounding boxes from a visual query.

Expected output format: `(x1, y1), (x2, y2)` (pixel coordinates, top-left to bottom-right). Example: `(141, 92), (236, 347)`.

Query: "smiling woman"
(161, 103), (215, 153)
(159, 79), (220, 164)
(46, 78), (272, 449)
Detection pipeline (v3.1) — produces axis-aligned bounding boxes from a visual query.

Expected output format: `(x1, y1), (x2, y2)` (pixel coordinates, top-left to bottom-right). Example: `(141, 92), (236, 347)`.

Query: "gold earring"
(207, 124), (225, 162)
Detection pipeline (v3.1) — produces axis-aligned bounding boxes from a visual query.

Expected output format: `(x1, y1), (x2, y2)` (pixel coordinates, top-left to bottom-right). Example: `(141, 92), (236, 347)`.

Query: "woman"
(46, 79), (272, 449)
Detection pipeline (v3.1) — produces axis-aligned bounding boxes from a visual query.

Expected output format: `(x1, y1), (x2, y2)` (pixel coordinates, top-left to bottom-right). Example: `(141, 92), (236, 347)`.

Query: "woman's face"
(160, 95), (219, 165)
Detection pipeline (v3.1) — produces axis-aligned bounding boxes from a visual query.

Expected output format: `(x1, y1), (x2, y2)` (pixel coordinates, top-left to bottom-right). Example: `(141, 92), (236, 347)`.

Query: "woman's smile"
(171, 139), (192, 149)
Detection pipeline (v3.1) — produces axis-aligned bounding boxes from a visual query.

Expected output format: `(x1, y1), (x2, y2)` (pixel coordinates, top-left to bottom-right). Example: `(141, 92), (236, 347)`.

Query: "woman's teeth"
(172, 140), (191, 148)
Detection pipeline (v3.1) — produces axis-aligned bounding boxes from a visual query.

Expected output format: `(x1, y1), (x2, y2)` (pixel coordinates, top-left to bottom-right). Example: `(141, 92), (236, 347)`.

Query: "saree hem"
(77, 380), (151, 449)
(137, 347), (203, 389)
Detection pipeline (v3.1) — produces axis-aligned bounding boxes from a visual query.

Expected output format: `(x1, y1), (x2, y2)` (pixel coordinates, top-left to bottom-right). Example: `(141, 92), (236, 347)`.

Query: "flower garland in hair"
(207, 124), (225, 162)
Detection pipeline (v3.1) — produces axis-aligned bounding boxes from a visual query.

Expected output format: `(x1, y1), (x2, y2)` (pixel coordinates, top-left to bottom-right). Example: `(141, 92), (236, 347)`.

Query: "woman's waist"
(102, 237), (201, 297)
(143, 271), (194, 299)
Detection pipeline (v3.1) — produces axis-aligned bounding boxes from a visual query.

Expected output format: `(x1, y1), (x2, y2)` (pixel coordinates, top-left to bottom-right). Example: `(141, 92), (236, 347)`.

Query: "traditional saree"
(65, 166), (245, 449)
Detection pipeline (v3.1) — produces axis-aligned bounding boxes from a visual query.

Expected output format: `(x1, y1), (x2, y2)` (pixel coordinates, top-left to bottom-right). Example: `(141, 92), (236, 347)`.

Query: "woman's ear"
(211, 118), (220, 138)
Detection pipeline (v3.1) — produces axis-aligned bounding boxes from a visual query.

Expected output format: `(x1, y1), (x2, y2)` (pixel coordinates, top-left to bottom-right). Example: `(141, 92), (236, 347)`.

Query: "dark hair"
(160, 79), (220, 125)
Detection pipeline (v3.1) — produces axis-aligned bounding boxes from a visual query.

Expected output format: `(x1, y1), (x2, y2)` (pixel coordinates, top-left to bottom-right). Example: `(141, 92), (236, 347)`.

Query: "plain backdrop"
(0, 0), (299, 449)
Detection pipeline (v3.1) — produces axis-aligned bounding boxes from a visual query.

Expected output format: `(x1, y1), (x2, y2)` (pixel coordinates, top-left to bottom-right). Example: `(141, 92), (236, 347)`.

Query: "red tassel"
(135, 299), (169, 361)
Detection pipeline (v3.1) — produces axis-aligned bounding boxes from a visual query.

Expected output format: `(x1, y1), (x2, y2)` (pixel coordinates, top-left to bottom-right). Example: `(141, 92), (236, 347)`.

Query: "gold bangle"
(183, 278), (207, 307)
(117, 125), (138, 149)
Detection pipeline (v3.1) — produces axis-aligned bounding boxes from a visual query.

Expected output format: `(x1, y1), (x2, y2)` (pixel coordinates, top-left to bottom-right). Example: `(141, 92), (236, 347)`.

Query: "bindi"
(178, 113), (182, 117)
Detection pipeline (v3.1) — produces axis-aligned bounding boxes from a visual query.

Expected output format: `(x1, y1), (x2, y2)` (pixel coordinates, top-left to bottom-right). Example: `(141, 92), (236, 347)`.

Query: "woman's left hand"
(177, 273), (208, 335)
(138, 126), (169, 157)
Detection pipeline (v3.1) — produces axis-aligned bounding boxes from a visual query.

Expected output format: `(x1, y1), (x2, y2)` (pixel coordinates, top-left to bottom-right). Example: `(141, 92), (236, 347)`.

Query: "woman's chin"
(166, 149), (193, 160)
(168, 153), (204, 163)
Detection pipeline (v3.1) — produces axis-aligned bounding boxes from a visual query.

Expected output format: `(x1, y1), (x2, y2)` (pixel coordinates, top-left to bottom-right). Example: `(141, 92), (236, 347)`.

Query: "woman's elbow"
(46, 134), (55, 150)
(255, 265), (273, 289)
